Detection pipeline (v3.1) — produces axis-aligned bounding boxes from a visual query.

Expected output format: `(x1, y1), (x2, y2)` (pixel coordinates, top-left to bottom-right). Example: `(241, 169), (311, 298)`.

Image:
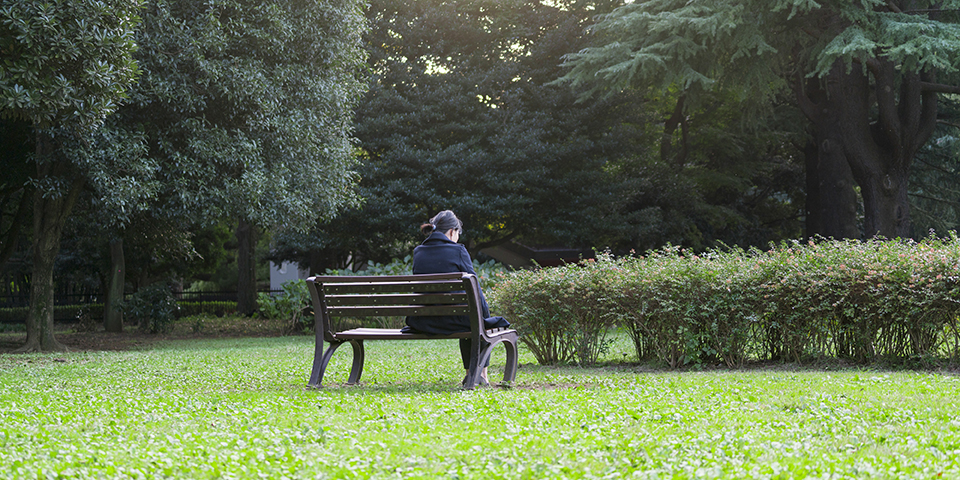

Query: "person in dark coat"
(404, 210), (507, 386)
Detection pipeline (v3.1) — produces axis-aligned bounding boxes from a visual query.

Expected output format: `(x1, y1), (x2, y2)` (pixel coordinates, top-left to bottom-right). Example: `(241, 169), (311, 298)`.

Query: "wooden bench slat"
(313, 273), (464, 283)
(334, 328), (472, 340)
(322, 281), (465, 294)
(327, 305), (470, 317)
(324, 293), (467, 306)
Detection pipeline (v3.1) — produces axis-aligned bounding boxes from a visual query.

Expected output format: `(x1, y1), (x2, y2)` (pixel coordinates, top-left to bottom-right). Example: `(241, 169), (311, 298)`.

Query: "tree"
(605, 88), (806, 252)
(558, 0), (960, 239)
(274, 0), (641, 270)
(115, 0), (367, 315)
(1, 0), (144, 351)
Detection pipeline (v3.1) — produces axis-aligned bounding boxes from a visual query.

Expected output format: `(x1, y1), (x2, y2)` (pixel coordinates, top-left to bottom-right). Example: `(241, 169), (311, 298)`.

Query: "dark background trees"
(273, 0), (636, 271)
(557, 0), (960, 240)
(271, 0), (806, 272)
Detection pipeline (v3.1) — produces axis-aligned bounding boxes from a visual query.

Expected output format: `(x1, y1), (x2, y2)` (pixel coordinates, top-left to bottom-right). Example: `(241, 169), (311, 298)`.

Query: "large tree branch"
(793, 73), (820, 122)
(913, 70), (940, 158)
(920, 82), (960, 94)
(660, 94), (685, 165)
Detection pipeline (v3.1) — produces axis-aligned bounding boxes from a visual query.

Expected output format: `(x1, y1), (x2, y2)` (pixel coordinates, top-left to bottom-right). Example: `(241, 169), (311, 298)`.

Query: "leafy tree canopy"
(0, 0), (141, 129)
(273, 0), (640, 269)
(119, 0), (367, 230)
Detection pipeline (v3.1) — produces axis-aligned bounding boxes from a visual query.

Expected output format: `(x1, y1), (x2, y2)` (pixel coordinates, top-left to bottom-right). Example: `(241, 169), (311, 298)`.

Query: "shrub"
(177, 301), (237, 318)
(120, 283), (179, 334)
(490, 234), (960, 367)
(491, 257), (619, 365)
(258, 280), (312, 333)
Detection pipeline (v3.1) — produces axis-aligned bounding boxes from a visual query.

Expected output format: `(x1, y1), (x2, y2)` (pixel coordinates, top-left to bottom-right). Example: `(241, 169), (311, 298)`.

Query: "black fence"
(0, 293), (105, 308)
(0, 290), (282, 324)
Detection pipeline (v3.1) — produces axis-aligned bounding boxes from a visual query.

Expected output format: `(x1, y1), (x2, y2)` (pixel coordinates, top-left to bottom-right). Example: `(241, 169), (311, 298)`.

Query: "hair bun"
(420, 222), (437, 235)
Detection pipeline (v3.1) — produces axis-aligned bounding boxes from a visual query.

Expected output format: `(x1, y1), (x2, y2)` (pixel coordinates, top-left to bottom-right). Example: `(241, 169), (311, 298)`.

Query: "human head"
(420, 210), (463, 237)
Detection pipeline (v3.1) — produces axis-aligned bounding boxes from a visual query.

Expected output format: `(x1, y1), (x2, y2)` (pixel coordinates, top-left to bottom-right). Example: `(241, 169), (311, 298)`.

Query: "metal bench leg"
(463, 338), (484, 390)
(309, 341), (344, 387)
(345, 340), (365, 385)
(479, 338), (518, 384)
(501, 338), (519, 383)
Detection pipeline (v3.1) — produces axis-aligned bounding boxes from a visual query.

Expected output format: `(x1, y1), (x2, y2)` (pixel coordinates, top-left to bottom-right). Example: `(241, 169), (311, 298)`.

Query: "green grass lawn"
(1, 334), (959, 479)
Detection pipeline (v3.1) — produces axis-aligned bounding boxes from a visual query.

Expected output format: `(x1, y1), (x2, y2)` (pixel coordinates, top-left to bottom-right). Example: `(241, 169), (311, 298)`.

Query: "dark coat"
(404, 232), (491, 334)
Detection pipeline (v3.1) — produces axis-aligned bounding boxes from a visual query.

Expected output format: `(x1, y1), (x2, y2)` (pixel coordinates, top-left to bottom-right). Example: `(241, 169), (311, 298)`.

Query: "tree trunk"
(803, 140), (821, 238)
(797, 59), (937, 239)
(828, 60), (936, 238)
(797, 78), (859, 239)
(104, 238), (125, 333)
(18, 133), (85, 352)
(812, 132), (860, 239)
(236, 218), (258, 316)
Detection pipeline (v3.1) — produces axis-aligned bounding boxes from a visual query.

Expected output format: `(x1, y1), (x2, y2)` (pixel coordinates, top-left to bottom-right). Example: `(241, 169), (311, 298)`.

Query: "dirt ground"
(0, 316), (293, 354)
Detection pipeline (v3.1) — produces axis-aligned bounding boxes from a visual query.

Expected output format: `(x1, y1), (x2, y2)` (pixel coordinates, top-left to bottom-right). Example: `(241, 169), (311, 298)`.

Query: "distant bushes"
(490, 236), (960, 367)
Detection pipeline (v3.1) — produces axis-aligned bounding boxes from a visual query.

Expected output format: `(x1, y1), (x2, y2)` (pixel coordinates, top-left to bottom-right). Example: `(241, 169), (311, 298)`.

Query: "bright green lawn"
(1, 335), (958, 479)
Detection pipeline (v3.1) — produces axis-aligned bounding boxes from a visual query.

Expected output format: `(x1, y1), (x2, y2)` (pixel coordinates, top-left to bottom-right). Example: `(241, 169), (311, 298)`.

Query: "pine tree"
(559, 0), (960, 239)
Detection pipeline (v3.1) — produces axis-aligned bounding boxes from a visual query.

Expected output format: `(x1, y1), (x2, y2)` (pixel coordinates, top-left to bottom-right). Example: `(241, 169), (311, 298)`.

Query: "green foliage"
(0, 0), (141, 129)
(119, 283), (179, 333)
(2, 338), (960, 477)
(490, 259), (619, 365)
(176, 301), (236, 319)
(119, 0), (367, 230)
(561, 0), (960, 110)
(257, 280), (311, 332)
(491, 236), (960, 367)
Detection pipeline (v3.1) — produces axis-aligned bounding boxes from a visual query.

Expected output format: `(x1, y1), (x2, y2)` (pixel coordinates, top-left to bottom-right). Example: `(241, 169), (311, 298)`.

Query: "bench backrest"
(306, 273), (485, 342)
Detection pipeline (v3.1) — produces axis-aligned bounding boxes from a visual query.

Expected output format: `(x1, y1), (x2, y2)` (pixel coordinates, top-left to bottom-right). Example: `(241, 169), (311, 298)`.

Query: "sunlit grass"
(1, 336), (959, 478)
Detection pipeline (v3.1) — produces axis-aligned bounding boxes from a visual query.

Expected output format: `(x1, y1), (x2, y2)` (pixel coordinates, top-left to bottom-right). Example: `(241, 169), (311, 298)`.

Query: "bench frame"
(306, 272), (519, 389)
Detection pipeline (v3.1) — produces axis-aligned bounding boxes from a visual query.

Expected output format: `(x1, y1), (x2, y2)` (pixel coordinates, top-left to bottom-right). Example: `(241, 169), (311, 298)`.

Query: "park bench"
(305, 272), (519, 389)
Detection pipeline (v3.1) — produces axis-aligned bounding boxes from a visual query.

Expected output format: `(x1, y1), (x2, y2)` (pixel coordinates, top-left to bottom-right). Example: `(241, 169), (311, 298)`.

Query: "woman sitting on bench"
(404, 210), (509, 386)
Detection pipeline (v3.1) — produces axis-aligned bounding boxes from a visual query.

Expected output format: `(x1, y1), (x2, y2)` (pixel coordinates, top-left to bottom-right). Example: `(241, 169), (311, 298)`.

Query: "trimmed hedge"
(489, 236), (960, 367)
